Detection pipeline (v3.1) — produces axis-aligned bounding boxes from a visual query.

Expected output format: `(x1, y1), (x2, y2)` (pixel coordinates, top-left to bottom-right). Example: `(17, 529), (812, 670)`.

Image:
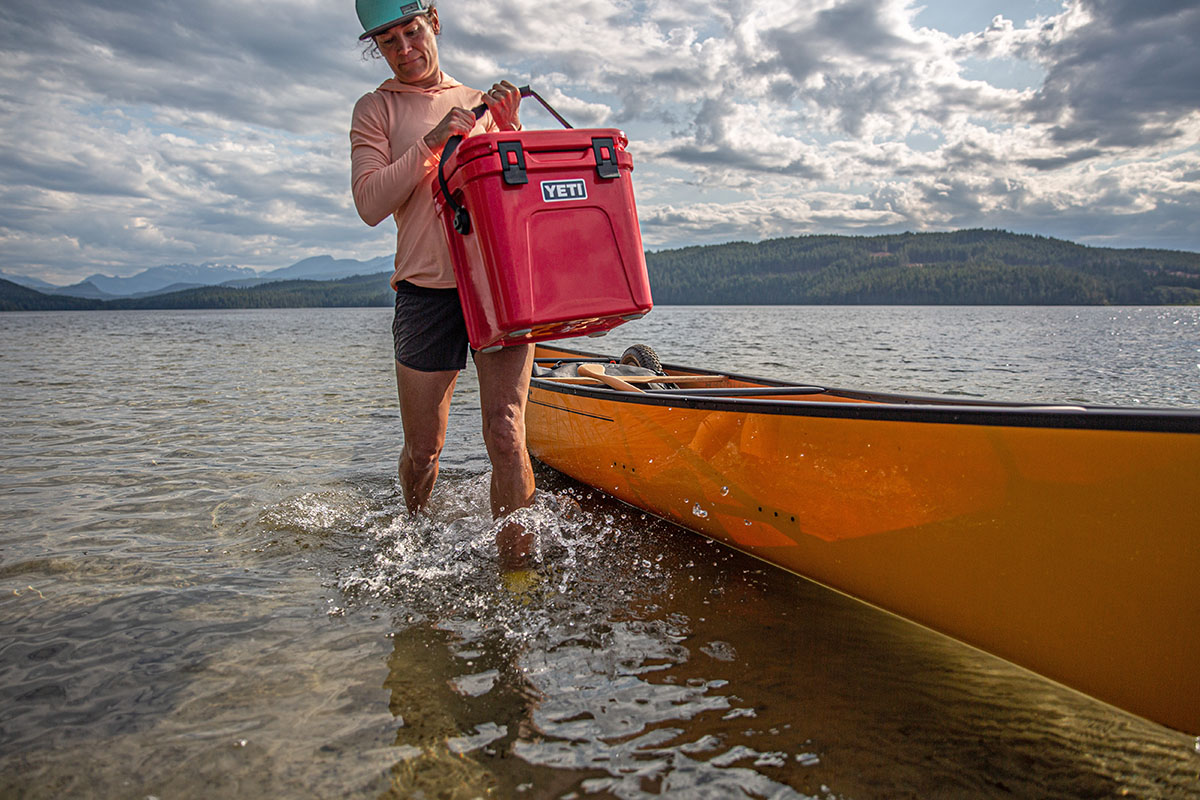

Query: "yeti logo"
(541, 179), (587, 202)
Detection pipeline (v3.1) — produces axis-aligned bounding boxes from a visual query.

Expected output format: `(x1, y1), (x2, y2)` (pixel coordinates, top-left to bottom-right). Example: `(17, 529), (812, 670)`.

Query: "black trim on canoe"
(528, 397), (614, 422)
(530, 347), (1200, 434)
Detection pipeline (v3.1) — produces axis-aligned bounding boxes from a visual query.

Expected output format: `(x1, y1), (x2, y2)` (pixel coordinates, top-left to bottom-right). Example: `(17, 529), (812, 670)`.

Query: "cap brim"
(359, 14), (424, 40)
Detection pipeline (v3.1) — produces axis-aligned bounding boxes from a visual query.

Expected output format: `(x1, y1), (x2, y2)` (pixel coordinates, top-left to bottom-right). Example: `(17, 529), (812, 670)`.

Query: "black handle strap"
(436, 85), (573, 236)
(437, 134), (472, 234)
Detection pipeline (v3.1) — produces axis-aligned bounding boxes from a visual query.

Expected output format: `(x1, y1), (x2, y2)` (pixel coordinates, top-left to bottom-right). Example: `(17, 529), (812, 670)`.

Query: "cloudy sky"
(1, 0), (1197, 283)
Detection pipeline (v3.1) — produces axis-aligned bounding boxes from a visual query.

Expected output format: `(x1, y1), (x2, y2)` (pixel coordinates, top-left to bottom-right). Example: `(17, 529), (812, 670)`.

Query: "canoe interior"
(532, 344), (1200, 432)
(526, 343), (1200, 735)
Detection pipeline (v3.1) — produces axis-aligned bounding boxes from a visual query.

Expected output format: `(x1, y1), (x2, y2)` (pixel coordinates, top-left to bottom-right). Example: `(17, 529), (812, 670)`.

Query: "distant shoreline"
(4, 230), (1199, 311)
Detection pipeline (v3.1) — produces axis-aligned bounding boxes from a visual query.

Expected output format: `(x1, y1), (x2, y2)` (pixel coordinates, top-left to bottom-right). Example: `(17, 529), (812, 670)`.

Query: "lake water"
(1, 306), (1198, 799)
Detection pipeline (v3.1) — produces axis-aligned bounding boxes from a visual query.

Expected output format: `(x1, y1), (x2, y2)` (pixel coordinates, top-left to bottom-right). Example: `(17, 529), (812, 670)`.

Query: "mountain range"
(0, 255), (394, 299)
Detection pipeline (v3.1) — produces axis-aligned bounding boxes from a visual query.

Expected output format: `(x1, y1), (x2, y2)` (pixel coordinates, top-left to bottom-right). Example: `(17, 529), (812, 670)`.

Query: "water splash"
(335, 477), (656, 628)
(327, 473), (812, 798)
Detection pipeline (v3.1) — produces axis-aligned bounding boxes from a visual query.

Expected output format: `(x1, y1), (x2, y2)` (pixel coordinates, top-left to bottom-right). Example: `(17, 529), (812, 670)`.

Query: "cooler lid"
(446, 128), (629, 174)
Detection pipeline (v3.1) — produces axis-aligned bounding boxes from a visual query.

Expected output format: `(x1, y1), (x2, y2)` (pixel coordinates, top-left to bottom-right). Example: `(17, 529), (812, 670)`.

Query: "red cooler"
(433, 128), (653, 352)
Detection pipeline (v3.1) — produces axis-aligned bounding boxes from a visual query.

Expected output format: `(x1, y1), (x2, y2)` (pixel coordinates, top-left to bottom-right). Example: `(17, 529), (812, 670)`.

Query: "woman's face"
(374, 10), (441, 88)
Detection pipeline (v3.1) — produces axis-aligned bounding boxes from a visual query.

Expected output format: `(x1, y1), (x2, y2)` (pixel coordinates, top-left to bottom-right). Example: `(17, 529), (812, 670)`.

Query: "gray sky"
(2, 0), (1197, 283)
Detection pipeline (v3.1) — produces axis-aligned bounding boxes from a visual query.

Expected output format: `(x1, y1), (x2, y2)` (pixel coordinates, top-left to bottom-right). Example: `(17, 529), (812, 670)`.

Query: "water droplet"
(692, 503), (708, 518)
(720, 486), (729, 496)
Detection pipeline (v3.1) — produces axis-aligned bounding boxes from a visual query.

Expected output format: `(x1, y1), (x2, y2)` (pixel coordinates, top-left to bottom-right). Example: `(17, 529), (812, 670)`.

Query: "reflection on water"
(345, 476), (845, 799)
(367, 482), (811, 797)
(2, 308), (1199, 798)
(338, 470), (1199, 799)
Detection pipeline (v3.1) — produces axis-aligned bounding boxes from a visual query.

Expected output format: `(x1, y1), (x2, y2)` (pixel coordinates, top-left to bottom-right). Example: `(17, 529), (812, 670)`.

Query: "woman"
(350, 0), (535, 563)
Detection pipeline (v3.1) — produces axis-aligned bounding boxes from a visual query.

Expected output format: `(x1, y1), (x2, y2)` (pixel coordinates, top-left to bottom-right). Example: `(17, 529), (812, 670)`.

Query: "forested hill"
(4, 230), (1200, 311)
(645, 229), (1200, 305)
(0, 279), (105, 311)
(0, 272), (394, 312)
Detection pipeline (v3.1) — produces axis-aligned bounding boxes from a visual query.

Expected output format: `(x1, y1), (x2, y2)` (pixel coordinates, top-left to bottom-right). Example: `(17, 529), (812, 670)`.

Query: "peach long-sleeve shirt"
(350, 74), (494, 289)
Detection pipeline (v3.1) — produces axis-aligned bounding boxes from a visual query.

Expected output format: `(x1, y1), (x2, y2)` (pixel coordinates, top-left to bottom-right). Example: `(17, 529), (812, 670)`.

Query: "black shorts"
(392, 281), (472, 372)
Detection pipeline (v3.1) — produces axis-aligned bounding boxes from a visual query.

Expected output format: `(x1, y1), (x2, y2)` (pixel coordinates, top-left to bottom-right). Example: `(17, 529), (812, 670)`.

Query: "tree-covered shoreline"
(0, 272), (395, 312)
(4, 229), (1199, 312)
(644, 229), (1200, 305)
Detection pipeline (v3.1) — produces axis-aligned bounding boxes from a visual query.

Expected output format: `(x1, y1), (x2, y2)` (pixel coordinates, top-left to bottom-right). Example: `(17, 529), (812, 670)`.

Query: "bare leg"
(474, 344), (536, 570)
(395, 361), (458, 513)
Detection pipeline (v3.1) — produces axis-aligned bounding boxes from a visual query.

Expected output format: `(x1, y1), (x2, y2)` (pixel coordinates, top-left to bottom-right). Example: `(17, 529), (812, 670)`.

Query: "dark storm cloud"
(1028, 0), (1200, 146)
(0, 0), (367, 133)
(1019, 147), (1105, 170)
(984, 189), (1200, 254)
(663, 144), (826, 180)
(761, 0), (921, 82)
(805, 71), (921, 138)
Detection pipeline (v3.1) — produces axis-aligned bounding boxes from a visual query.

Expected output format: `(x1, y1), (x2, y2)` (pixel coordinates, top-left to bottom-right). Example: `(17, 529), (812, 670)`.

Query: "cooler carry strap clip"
(437, 85), (575, 236)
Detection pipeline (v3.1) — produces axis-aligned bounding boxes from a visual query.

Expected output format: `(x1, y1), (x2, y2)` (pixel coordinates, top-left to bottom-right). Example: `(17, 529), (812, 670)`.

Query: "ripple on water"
(4, 308), (1198, 799)
(326, 474), (824, 799)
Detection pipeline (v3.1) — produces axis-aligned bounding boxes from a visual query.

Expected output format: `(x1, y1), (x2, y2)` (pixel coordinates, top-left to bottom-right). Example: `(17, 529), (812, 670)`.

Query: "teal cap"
(356, 0), (432, 40)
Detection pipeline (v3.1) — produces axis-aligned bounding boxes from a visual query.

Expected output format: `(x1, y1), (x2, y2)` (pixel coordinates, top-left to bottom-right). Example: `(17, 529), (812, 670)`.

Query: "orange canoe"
(525, 343), (1200, 735)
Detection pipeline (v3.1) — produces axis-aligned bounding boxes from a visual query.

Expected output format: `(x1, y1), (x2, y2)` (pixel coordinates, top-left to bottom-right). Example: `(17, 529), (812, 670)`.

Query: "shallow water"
(1, 306), (1198, 798)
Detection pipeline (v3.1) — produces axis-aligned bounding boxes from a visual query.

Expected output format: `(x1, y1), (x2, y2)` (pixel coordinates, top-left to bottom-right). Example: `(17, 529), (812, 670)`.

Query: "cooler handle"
(437, 86), (575, 236)
(469, 86), (574, 130)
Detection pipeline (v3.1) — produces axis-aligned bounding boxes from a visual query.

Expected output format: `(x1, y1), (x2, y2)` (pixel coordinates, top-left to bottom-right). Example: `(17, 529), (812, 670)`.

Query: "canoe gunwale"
(530, 346), (1200, 434)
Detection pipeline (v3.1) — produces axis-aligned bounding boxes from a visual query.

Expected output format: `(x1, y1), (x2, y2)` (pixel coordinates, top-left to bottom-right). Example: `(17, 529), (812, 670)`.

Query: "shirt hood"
(377, 72), (463, 94)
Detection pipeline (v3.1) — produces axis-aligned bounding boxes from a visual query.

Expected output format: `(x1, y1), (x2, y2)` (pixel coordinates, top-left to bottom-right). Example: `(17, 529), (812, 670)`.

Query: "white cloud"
(1, 0), (1198, 283)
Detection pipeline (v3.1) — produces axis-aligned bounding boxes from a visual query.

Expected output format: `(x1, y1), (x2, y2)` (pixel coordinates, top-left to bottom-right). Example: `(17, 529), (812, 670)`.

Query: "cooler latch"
(498, 141), (528, 185)
(592, 137), (619, 179)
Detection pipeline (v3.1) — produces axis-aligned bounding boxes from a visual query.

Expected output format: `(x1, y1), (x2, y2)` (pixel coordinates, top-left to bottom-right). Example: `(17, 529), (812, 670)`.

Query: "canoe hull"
(526, 345), (1200, 734)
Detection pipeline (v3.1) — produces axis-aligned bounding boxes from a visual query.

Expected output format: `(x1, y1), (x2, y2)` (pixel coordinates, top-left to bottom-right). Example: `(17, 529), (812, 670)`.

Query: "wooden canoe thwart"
(538, 373), (726, 385)
(525, 343), (1200, 735)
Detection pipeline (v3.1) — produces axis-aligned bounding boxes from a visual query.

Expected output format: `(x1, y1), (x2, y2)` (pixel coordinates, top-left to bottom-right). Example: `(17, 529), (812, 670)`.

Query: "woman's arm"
(349, 94), (438, 226)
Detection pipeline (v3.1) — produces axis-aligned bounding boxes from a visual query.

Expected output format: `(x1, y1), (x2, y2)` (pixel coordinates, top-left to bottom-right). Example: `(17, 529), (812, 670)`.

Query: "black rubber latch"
(592, 137), (619, 179)
(499, 141), (528, 185)
(452, 207), (471, 235)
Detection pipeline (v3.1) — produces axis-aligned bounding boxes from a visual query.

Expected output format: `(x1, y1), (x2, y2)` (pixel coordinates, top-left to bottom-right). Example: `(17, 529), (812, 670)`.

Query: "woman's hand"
(482, 80), (522, 131)
(423, 107), (477, 151)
